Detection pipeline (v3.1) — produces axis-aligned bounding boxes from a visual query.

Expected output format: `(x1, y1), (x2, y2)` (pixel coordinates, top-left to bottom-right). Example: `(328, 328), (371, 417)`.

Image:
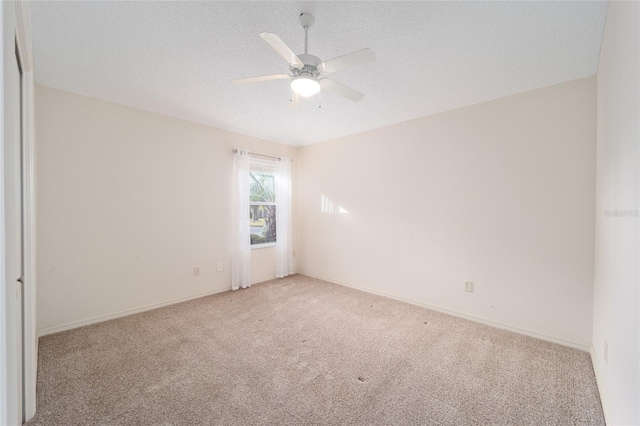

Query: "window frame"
(249, 158), (277, 249)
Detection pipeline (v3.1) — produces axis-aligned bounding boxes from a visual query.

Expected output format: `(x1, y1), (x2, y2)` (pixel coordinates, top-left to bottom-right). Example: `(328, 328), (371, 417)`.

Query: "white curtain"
(275, 157), (294, 278)
(232, 150), (251, 290)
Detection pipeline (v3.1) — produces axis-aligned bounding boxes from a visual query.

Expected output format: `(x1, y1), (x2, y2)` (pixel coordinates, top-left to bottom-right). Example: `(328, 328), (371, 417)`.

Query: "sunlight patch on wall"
(321, 194), (349, 214)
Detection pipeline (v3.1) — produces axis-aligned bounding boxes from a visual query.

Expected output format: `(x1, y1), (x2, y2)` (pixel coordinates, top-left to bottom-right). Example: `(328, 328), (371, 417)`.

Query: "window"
(249, 160), (276, 247)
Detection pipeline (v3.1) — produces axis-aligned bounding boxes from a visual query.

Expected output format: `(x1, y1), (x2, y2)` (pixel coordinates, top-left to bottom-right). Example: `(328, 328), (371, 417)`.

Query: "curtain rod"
(233, 149), (289, 162)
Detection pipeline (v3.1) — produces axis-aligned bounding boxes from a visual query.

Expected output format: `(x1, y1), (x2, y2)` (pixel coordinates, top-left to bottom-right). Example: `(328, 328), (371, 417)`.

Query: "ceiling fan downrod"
(300, 13), (315, 55)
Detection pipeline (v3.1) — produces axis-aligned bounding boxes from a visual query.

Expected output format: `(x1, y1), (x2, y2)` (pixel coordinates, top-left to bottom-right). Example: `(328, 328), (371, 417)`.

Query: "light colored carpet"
(28, 275), (604, 425)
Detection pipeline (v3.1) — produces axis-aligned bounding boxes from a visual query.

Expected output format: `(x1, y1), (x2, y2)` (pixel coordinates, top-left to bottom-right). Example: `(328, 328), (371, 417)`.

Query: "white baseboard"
(36, 274), (286, 337)
(302, 273), (591, 352)
(590, 346), (611, 425)
(37, 272), (590, 353)
(37, 284), (232, 337)
(251, 274), (277, 285)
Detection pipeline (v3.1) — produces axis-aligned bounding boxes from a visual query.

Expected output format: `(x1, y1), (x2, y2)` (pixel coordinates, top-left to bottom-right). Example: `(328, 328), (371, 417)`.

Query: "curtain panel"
(275, 157), (294, 278)
(232, 150), (251, 290)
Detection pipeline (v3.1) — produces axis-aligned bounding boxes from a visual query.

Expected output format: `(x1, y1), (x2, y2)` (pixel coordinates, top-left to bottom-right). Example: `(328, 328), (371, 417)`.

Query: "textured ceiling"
(30, 1), (607, 146)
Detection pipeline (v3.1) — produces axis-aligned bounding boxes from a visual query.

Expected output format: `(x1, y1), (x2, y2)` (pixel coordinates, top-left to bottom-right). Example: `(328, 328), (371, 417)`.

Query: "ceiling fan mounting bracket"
(299, 13), (315, 29)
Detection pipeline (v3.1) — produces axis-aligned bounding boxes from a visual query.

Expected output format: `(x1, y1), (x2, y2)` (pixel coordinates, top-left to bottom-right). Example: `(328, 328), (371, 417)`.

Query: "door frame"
(15, 1), (36, 421)
(1, 0), (36, 423)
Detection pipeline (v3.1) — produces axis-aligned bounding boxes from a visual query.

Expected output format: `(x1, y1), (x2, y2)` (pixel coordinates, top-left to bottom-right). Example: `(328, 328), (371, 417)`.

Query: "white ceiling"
(30, 1), (607, 146)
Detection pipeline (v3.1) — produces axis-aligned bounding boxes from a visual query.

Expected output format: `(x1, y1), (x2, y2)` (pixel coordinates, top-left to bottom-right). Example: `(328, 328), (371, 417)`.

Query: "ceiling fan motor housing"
(291, 54), (321, 78)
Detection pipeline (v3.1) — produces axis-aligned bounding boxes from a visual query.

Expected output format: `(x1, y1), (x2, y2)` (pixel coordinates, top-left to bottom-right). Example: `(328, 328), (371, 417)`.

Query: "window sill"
(251, 243), (276, 250)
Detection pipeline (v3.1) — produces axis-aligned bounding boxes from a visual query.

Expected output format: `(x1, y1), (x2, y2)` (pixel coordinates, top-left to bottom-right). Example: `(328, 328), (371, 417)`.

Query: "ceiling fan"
(232, 13), (376, 108)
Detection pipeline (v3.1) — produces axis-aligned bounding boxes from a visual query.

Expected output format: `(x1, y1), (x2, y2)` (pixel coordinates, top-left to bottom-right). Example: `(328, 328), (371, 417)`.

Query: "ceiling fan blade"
(259, 32), (304, 68)
(319, 48), (376, 74)
(321, 78), (364, 102)
(289, 91), (300, 110)
(232, 74), (290, 85)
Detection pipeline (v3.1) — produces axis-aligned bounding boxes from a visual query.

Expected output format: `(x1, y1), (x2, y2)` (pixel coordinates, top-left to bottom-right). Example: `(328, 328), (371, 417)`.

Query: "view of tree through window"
(249, 171), (276, 245)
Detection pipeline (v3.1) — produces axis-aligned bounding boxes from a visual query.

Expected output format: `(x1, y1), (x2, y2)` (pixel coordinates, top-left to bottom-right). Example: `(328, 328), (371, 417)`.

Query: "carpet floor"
(27, 274), (604, 425)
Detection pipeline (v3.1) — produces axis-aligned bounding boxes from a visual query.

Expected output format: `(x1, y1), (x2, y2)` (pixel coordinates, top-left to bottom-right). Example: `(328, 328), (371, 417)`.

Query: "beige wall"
(592, 2), (640, 424)
(297, 77), (596, 348)
(35, 85), (296, 334)
(37, 76), (599, 350)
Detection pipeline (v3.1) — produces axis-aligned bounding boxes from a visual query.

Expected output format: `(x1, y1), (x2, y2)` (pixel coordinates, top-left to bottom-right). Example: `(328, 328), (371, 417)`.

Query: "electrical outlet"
(216, 263), (223, 272)
(604, 340), (608, 363)
(464, 281), (473, 292)
(194, 267), (200, 276)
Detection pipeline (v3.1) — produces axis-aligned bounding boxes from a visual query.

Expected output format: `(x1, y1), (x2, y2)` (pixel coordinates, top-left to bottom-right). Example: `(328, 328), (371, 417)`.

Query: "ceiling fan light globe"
(291, 76), (321, 97)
